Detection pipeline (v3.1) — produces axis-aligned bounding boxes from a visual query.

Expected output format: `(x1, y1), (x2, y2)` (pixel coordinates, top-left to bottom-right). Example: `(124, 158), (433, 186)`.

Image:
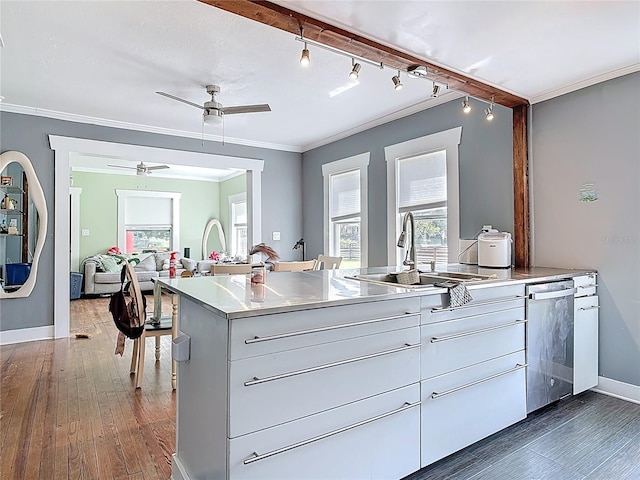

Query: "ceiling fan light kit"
(156, 84), (271, 126)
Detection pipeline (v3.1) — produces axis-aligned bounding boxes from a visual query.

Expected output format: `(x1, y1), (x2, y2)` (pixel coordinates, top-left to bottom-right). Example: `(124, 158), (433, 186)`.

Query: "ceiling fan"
(156, 85), (271, 124)
(107, 161), (170, 176)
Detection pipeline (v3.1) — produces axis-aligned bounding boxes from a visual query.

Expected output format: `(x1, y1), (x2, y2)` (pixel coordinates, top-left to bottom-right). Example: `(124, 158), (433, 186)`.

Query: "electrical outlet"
(272, 231), (281, 241)
(82, 229), (90, 236)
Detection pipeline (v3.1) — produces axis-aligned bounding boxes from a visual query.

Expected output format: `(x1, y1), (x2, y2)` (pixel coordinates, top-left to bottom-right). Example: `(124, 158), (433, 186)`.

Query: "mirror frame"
(0, 151), (48, 298)
(201, 218), (227, 260)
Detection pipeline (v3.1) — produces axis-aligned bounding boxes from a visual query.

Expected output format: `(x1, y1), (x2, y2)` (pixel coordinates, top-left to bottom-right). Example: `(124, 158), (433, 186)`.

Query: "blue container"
(6, 263), (31, 286)
(70, 272), (83, 300)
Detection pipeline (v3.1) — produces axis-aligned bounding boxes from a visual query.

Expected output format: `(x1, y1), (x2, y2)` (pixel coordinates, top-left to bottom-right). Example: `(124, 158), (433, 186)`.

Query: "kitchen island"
(159, 265), (596, 480)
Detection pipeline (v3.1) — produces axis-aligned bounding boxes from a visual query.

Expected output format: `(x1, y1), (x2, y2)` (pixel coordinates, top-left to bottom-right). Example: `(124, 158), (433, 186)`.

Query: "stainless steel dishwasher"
(526, 280), (576, 413)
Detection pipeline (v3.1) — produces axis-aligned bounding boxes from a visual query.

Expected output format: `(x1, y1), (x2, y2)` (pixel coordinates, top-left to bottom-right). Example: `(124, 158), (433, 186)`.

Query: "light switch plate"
(82, 229), (90, 236)
(272, 231), (281, 241)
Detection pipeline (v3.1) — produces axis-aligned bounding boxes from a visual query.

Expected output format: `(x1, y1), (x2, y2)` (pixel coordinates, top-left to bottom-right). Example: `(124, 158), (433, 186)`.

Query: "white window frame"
(228, 192), (247, 257)
(322, 152), (370, 267)
(385, 127), (462, 266)
(116, 189), (181, 253)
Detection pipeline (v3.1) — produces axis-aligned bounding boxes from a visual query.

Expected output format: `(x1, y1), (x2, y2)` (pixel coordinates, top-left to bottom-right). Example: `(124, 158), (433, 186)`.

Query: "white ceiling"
(1, 0), (638, 155)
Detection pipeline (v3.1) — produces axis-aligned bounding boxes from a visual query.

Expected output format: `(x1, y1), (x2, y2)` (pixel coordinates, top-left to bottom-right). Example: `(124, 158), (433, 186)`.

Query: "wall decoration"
(579, 183), (599, 202)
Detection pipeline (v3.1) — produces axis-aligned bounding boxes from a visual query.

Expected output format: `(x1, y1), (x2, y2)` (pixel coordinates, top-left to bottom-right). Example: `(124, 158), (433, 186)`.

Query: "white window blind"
(398, 150), (446, 212)
(125, 196), (172, 225)
(330, 170), (360, 220)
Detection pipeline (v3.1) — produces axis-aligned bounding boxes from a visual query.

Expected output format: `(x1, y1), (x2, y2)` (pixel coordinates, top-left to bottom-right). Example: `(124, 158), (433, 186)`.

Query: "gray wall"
(302, 98), (514, 266)
(0, 112), (302, 331)
(531, 72), (640, 386)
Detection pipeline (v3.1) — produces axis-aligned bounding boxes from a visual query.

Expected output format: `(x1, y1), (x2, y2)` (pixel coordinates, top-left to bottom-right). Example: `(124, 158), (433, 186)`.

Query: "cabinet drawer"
(421, 307), (525, 379)
(421, 285), (525, 325)
(574, 295), (599, 394)
(420, 351), (526, 467)
(230, 297), (421, 360)
(229, 326), (421, 437)
(574, 274), (597, 297)
(229, 384), (421, 480)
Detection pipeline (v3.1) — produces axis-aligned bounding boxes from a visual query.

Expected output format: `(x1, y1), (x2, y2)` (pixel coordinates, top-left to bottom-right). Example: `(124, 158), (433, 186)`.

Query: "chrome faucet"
(397, 212), (416, 269)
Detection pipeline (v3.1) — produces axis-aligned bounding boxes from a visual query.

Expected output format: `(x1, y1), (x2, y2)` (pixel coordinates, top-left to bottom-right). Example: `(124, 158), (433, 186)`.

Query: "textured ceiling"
(0, 0), (638, 154)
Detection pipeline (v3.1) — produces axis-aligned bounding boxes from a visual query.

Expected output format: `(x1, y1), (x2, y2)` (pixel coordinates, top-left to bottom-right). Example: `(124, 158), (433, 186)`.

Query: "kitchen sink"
(346, 270), (496, 289)
(345, 273), (439, 289)
(422, 271), (497, 281)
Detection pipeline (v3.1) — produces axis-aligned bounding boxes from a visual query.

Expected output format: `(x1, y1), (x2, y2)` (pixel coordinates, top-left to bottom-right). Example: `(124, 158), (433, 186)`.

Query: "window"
(322, 153), (369, 268)
(116, 190), (181, 254)
(385, 127), (462, 266)
(398, 151), (449, 264)
(229, 192), (247, 257)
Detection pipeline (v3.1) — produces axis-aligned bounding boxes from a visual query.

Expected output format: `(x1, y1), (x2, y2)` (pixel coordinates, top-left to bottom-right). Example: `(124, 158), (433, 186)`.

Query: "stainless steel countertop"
(156, 264), (596, 320)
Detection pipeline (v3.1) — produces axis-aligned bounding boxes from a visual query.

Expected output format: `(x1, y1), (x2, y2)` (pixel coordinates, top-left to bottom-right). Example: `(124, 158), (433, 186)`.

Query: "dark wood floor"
(2, 296), (639, 480)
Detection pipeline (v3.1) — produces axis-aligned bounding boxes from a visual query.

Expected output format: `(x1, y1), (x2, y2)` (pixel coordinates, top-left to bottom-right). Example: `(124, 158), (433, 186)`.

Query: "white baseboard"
(171, 454), (189, 480)
(0, 325), (55, 345)
(592, 376), (640, 405)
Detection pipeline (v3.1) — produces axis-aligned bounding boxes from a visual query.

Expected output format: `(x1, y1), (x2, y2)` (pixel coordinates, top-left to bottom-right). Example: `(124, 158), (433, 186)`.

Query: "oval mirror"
(201, 218), (226, 260)
(0, 151), (48, 298)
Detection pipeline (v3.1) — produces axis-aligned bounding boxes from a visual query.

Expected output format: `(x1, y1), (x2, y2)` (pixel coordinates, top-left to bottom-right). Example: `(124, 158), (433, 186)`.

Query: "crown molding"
(0, 103), (302, 153)
(530, 63), (640, 104)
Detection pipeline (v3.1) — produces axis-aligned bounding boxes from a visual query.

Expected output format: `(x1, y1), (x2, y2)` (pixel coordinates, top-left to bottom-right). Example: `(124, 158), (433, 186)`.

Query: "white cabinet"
(573, 274), (599, 394)
(419, 285), (527, 467)
(225, 297), (422, 479)
(229, 384), (421, 480)
(421, 351), (526, 466)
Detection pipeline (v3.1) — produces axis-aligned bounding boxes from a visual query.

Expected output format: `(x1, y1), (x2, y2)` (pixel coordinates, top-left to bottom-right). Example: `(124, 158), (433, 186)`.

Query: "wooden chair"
(211, 263), (252, 275)
(271, 260), (317, 272)
(125, 264), (174, 389)
(314, 255), (343, 270)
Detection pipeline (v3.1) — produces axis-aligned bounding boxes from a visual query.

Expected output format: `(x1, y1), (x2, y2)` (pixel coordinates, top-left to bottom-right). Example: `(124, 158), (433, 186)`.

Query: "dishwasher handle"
(528, 287), (576, 300)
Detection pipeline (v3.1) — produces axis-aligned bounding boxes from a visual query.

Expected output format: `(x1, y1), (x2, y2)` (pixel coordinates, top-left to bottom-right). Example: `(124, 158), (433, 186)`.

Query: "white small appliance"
(477, 232), (512, 268)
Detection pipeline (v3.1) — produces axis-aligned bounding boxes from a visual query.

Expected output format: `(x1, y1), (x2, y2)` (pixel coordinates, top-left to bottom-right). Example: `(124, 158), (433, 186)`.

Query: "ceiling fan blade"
(156, 91), (204, 110)
(107, 164), (137, 170)
(146, 165), (170, 171)
(220, 104), (271, 115)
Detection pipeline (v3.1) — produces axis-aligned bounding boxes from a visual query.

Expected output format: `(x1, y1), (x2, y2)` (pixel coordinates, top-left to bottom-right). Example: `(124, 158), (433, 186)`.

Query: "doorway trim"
(49, 135), (264, 338)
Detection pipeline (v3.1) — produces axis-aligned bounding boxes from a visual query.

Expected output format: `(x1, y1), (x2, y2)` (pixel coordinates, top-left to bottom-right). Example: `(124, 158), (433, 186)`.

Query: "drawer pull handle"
(431, 319), (527, 343)
(245, 312), (418, 344)
(243, 401), (421, 464)
(244, 343), (420, 386)
(578, 305), (600, 311)
(431, 363), (528, 399)
(577, 284), (598, 289)
(431, 296), (527, 313)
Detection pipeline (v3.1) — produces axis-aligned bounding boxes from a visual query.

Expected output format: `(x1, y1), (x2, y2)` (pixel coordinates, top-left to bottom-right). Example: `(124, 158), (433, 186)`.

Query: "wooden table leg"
(171, 293), (178, 390)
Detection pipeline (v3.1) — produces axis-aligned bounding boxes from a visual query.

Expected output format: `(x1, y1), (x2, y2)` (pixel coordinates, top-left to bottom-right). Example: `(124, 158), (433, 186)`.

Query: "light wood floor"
(0, 295), (176, 480)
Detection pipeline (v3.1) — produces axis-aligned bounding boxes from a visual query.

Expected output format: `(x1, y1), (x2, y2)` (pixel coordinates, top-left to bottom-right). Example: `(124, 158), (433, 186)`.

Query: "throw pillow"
(101, 255), (121, 273)
(135, 254), (156, 272)
(154, 251), (181, 271)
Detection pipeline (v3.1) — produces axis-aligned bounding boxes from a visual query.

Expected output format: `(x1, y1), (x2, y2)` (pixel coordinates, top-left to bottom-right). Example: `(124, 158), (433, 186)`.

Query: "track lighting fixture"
(485, 96), (495, 121)
(349, 59), (361, 80)
(431, 82), (440, 98)
(462, 96), (471, 113)
(300, 42), (310, 67)
(392, 71), (403, 90)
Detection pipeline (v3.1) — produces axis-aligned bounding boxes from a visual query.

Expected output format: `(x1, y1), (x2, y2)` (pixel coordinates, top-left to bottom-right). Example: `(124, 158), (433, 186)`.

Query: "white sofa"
(83, 252), (196, 295)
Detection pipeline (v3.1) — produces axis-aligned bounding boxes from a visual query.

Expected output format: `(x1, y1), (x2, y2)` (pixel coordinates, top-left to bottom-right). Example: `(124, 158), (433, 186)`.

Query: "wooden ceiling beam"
(199, 0), (529, 108)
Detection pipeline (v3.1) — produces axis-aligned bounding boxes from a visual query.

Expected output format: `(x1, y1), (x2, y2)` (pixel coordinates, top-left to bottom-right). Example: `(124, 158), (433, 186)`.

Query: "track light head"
(485, 107), (494, 121)
(485, 95), (495, 120)
(349, 61), (361, 80)
(392, 71), (403, 90)
(462, 96), (471, 113)
(431, 82), (440, 98)
(300, 43), (310, 67)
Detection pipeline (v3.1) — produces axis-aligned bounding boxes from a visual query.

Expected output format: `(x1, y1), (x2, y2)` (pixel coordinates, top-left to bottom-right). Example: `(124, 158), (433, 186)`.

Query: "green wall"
(73, 171), (221, 261)
(218, 173), (246, 252)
